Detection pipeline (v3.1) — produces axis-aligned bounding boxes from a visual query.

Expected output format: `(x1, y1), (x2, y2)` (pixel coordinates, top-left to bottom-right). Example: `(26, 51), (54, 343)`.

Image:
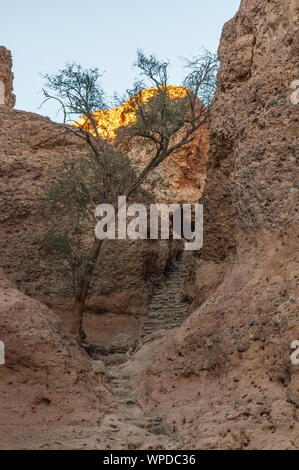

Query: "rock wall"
(142, 256), (191, 337)
(0, 49), (208, 326)
(0, 269), (114, 449)
(1, 0), (298, 448)
(0, 46), (15, 107)
(0, 90), (208, 448)
(126, 0), (299, 449)
(0, 99), (207, 347)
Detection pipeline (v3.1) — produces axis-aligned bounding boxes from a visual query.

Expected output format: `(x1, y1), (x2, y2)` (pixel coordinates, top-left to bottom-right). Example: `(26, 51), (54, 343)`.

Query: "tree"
(42, 147), (140, 297)
(41, 50), (218, 341)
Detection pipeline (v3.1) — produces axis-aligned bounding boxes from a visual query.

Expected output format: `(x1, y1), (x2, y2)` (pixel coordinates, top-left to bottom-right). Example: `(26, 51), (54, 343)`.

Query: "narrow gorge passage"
(95, 257), (191, 449)
(87, 255), (191, 364)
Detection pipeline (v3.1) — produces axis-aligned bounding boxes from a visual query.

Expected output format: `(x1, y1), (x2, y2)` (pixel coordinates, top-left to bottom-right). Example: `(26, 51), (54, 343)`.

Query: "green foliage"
(41, 63), (107, 123)
(116, 49), (218, 160)
(41, 147), (154, 295)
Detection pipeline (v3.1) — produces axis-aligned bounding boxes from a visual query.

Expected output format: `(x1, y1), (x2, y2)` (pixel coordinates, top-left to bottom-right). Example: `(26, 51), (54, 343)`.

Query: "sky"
(1, 0), (240, 122)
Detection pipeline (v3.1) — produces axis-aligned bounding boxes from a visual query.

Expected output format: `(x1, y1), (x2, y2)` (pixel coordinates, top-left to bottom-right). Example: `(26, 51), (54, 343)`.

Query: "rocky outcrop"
(1, 0), (298, 450)
(0, 52), (208, 323)
(0, 269), (114, 449)
(0, 107), (163, 327)
(0, 77), (208, 450)
(125, 0), (299, 449)
(190, 0), (299, 303)
(0, 46), (15, 107)
(77, 85), (209, 204)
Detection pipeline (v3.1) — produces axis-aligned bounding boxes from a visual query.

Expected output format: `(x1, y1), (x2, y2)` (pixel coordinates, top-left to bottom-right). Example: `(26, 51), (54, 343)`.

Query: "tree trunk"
(71, 238), (103, 340)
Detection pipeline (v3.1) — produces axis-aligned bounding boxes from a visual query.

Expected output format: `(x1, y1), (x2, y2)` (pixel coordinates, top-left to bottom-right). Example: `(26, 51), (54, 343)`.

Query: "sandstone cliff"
(124, 0), (299, 449)
(0, 269), (112, 449)
(0, 56), (208, 448)
(0, 107), (171, 346)
(0, 46), (15, 107)
(125, 124), (208, 205)
(0, 270), (172, 449)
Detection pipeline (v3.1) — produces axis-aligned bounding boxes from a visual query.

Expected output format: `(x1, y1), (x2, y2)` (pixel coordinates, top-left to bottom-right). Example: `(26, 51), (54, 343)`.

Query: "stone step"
(141, 259), (191, 337)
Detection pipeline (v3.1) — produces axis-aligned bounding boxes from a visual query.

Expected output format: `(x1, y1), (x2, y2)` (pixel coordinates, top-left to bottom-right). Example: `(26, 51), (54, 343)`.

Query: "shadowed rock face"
(0, 46), (15, 107)
(0, 0), (298, 450)
(75, 85), (209, 203)
(0, 38), (208, 312)
(125, 0), (299, 450)
(0, 269), (114, 449)
(201, 0), (298, 262)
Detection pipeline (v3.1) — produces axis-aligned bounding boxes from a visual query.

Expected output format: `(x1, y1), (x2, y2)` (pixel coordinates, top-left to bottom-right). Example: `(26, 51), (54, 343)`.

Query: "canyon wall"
(0, 268), (114, 449)
(1, 0), (298, 448)
(0, 46), (15, 107)
(0, 64), (207, 446)
(0, 70), (207, 348)
(126, 0), (299, 449)
(123, 123), (209, 204)
(0, 107), (170, 346)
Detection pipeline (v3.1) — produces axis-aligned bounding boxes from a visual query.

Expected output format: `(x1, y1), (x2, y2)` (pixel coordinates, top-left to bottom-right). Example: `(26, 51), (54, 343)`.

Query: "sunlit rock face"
(74, 85), (209, 203)
(125, 123), (209, 204)
(0, 46), (15, 107)
(74, 85), (188, 139)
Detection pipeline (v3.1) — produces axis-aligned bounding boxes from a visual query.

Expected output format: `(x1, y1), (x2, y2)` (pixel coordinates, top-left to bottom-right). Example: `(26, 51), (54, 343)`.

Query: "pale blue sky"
(1, 0), (240, 121)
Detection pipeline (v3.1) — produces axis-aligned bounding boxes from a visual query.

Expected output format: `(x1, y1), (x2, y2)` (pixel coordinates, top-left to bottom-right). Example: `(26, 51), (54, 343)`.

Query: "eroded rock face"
(0, 47), (208, 324)
(0, 94), (207, 449)
(127, 0), (299, 449)
(0, 96), (207, 348)
(124, 123), (209, 204)
(0, 46), (15, 107)
(0, 269), (114, 449)
(0, 271), (170, 450)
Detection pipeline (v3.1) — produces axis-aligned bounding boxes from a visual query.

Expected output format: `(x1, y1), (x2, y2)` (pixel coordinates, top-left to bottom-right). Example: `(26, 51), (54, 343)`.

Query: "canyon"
(0, 0), (298, 450)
